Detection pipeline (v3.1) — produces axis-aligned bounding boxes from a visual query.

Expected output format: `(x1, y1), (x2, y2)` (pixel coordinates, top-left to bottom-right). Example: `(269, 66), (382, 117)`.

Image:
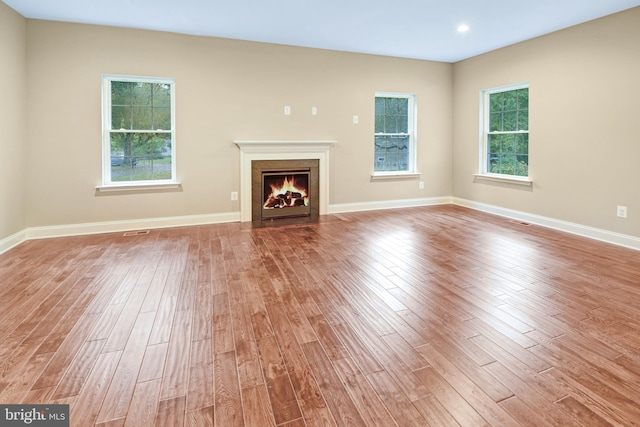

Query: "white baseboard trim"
(24, 211), (241, 242)
(453, 197), (640, 251)
(0, 229), (28, 255)
(329, 196), (452, 214)
(3, 198), (639, 254)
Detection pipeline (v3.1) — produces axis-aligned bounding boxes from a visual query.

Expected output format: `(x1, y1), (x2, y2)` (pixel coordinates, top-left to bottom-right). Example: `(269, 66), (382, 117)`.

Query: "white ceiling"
(3, 0), (640, 62)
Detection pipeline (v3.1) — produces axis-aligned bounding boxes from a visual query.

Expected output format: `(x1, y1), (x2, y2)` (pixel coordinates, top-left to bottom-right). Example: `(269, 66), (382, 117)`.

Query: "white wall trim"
(329, 196), (452, 214)
(20, 212), (239, 242)
(453, 197), (640, 251)
(3, 198), (640, 254)
(0, 229), (28, 255)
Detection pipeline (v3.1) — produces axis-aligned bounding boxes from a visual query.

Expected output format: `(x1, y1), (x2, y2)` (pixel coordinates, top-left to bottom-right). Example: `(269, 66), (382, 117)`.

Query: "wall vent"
(123, 230), (150, 236)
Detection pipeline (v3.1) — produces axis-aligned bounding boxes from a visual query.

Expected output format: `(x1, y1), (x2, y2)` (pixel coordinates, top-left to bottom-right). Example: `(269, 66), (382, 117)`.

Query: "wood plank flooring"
(2, 205), (640, 426)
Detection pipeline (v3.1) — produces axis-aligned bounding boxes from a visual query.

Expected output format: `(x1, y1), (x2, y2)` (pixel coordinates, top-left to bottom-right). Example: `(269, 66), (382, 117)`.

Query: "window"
(481, 83), (529, 177)
(102, 75), (176, 186)
(374, 93), (416, 173)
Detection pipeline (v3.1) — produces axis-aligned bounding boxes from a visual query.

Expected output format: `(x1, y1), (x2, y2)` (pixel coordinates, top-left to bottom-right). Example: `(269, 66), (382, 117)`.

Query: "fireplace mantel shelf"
(234, 140), (336, 153)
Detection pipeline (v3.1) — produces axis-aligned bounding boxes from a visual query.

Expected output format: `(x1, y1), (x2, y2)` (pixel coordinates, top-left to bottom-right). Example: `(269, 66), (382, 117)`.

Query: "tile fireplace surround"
(234, 141), (336, 222)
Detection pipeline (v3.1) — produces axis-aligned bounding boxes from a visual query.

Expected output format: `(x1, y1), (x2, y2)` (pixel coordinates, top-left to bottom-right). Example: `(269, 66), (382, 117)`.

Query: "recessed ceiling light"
(457, 24), (470, 33)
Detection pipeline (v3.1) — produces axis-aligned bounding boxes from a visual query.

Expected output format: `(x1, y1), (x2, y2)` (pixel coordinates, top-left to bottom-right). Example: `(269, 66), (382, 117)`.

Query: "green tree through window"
(103, 75), (176, 185)
(483, 85), (529, 177)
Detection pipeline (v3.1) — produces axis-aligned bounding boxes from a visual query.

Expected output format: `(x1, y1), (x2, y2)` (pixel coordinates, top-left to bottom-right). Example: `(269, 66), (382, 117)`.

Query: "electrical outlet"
(353, 115), (359, 124)
(231, 192), (238, 201)
(284, 106), (291, 115)
(617, 205), (627, 218)
(311, 107), (317, 115)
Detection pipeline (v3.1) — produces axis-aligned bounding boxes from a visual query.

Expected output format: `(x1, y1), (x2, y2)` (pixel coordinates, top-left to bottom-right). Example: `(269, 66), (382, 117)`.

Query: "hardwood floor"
(2, 205), (640, 426)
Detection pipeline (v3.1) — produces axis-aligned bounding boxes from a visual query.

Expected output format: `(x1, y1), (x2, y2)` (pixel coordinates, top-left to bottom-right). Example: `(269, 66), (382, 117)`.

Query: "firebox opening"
(263, 172), (309, 209)
(261, 171), (311, 219)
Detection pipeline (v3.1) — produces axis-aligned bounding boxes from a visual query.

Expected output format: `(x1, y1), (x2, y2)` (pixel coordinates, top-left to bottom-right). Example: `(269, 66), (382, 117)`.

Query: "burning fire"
(263, 175), (308, 209)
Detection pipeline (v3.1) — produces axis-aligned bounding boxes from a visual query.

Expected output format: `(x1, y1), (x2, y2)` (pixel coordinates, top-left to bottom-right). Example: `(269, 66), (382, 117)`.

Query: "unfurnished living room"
(2, 0), (640, 425)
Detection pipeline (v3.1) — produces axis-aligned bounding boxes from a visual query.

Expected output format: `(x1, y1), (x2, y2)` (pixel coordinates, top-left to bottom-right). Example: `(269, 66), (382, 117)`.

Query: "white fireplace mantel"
(234, 140), (336, 222)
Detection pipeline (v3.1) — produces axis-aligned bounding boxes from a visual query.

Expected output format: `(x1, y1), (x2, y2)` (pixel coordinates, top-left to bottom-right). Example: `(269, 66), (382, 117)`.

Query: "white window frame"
(372, 92), (419, 179)
(477, 82), (531, 185)
(98, 74), (178, 191)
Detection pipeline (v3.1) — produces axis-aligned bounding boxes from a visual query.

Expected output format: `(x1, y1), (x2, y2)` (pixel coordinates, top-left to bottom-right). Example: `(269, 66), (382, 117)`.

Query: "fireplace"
(252, 159), (319, 224)
(234, 140), (336, 223)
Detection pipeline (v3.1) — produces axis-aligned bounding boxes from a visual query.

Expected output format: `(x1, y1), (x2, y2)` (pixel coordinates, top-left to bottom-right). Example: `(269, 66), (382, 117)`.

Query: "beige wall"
(24, 20), (452, 228)
(0, 2), (26, 240)
(5, 5), (639, 242)
(453, 7), (640, 238)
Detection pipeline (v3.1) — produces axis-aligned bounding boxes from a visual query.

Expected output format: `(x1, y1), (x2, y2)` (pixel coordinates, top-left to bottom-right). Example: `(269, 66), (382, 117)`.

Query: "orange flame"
(264, 176), (308, 209)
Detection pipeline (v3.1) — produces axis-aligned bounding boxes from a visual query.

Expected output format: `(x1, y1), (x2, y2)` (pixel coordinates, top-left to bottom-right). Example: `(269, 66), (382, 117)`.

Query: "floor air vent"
(123, 230), (150, 236)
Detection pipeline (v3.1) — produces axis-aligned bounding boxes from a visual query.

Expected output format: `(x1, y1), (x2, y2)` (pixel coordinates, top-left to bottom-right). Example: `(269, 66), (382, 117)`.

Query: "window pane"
(385, 116), (398, 133)
(502, 134), (516, 153)
(500, 154), (516, 175)
(376, 97), (410, 132)
(490, 92), (503, 111)
(153, 83), (171, 107)
(516, 134), (528, 154)
(489, 134), (501, 155)
(517, 89), (528, 109)
(486, 132), (529, 175)
(503, 111), (517, 131)
(517, 110), (529, 130)
(386, 153), (399, 170)
(516, 155), (528, 176)
(385, 98), (398, 115)
(375, 152), (388, 171)
(374, 135), (411, 172)
(397, 116), (408, 133)
(111, 81), (173, 131)
(133, 83), (152, 106)
(111, 81), (132, 105)
(490, 112), (502, 132)
(132, 106), (153, 129)
(110, 132), (172, 182)
(397, 152), (409, 171)
(153, 107), (171, 130)
(397, 136), (409, 153)
(489, 156), (500, 173)
(110, 134), (136, 168)
(111, 106), (131, 129)
(397, 99), (408, 117)
(503, 91), (517, 110)
(387, 136), (398, 152)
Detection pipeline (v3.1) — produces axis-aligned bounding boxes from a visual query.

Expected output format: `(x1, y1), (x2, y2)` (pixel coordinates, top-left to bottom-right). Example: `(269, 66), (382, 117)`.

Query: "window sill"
(371, 172), (421, 181)
(474, 173), (532, 187)
(95, 182), (182, 194)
